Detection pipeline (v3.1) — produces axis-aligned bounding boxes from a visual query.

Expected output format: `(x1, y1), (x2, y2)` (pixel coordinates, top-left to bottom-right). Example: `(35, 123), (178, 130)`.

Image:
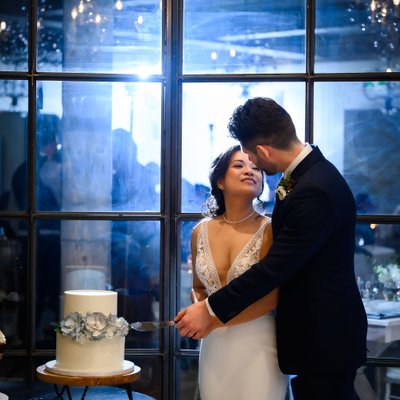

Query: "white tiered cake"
(45, 290), (134, 377)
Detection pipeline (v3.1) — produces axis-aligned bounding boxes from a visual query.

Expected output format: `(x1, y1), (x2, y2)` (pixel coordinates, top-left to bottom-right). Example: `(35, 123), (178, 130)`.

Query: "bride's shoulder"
(256, 214), (271, 225)
(191, 216), (212, 234)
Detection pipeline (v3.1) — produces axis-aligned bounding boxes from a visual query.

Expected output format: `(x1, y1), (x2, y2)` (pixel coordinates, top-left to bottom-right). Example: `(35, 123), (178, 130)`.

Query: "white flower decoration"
(57, 312), (130, 343)
(275, 186), (287, 201)
(274, 173), (295, 201)
(0, 330), (6, 345)
(374, 263), (400, 288)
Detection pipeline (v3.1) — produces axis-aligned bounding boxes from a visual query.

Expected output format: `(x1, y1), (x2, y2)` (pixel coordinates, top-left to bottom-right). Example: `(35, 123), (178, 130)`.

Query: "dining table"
(355, 299), (400, 400)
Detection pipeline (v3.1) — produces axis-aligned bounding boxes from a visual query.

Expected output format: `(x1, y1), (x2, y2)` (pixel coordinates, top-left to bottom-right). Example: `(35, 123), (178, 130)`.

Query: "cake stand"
(36, 363), (141, 400)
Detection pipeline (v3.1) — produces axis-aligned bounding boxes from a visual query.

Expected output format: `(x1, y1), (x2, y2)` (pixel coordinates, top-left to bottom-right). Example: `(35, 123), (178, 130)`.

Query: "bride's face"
(219, 151), (263, 199)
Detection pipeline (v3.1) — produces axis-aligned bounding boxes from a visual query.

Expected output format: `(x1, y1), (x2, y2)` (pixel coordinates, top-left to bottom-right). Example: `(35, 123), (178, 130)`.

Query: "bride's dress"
(195, 218), (288, 400)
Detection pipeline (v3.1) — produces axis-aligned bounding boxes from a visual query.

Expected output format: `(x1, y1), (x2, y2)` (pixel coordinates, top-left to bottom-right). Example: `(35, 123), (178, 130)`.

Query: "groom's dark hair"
(228, 97), (298, 150)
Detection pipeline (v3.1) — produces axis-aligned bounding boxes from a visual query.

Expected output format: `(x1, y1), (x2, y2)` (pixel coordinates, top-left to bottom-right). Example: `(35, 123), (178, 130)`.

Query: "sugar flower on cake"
(56, 312), (130, 343)
(0, 330), (6, 345)
(0, 329), (5, 360)
(105, 315), (130, 338)
(84, 312), (108, 340)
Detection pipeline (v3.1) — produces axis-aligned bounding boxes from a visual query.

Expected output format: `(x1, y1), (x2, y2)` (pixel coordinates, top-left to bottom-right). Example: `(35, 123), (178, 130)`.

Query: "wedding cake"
(45, 290), (134, 376)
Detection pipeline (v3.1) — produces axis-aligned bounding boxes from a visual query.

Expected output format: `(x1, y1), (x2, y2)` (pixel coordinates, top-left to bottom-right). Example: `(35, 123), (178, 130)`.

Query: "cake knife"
(131, 290), (198, 331)
(130, 321), (175, 331)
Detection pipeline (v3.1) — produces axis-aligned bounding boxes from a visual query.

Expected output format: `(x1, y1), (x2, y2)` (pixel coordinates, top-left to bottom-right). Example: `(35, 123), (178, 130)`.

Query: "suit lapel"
(271, 146), (325, 237)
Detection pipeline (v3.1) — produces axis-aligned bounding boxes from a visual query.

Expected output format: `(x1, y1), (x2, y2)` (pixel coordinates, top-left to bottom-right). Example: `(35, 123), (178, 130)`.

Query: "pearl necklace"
(223, 210), (255, 224)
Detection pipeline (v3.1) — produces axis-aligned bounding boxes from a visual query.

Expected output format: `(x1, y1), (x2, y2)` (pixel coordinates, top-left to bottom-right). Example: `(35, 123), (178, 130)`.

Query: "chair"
(385, 367), (400, 400)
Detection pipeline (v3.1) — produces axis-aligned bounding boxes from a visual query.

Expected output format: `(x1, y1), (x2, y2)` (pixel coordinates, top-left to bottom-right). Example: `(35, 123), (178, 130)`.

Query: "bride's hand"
(174, 300), (213, 339)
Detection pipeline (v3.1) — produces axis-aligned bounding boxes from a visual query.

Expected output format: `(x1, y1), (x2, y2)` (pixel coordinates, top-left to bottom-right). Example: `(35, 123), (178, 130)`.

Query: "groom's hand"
(174, 300), (212, 339)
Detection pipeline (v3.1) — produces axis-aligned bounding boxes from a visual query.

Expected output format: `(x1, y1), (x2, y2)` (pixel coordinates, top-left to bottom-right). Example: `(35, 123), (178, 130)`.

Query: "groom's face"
(241, 144), (278, 176)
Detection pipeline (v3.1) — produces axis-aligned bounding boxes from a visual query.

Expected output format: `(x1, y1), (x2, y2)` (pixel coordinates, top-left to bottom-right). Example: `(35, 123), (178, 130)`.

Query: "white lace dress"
(195, 218), (288, 400)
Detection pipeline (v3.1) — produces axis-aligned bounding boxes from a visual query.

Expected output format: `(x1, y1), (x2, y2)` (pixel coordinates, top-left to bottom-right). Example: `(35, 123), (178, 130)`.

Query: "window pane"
(315, 1), (400, 73)
(38, 0), (162, 73)
(314, 81), (400, 215)
(355, 223), (400, 283)
(180, 220), (200, 350)
(177, 356), (199, 400)
(183, 0), (305, 74)
(0, 219), (27, 350)
(355, 223), (400, 397)
(36, 81), (161, 212)
(36, 219), (160, 350)
(0, 88), (28, 211)
(182, 82), (305, 213)
(0, 3), (29, 71)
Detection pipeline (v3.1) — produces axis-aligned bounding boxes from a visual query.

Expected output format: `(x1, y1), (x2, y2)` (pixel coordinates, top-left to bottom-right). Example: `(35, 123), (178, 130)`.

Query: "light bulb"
(115, 0), (123, 10)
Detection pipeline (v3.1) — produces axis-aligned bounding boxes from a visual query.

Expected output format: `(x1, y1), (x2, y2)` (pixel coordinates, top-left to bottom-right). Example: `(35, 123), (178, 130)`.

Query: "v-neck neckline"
(203, 219), (268, 288)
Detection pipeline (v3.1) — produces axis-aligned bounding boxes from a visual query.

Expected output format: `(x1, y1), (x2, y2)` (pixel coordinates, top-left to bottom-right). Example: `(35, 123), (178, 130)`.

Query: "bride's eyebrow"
(231, 158), (245, 164)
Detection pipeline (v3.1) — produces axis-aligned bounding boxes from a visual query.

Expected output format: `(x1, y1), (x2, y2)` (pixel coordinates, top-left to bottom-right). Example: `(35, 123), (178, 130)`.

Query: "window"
(0, 0), (399, 399)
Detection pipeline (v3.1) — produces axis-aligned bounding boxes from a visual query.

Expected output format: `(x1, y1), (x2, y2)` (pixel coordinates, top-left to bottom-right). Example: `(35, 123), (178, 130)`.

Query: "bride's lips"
(241, 178), (256, 184)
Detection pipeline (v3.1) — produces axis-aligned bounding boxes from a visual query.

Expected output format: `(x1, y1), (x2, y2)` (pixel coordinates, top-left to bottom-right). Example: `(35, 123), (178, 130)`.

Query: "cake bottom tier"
(46, 334), (134, 377)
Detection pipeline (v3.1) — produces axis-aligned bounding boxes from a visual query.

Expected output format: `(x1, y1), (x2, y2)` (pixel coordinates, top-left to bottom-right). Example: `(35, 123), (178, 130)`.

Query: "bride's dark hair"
(203, 144), (265, 218)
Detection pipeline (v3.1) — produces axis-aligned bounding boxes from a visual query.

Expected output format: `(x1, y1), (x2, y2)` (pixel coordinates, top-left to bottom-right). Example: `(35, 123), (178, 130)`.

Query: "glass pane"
(316, 1), (400, 73)
(0, 86), (28, 211)
(177, 356), (200, 400)
(183, 0), (305, 74)
(0, 3), (29, 71)
(180, 220), (200, 350)
(0, 219), (27, 350)
(314, 81), (400, 214)
(354, 364), (400, 399)
(38, 0), (162, 73)
(36, 219), (160, 350)
(356, 223), (400, 396)
(182, 82), (305, 213)
(36, 81), (161, 212)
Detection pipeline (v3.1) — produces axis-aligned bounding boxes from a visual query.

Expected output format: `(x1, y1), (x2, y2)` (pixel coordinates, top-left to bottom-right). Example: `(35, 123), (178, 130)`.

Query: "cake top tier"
(63, 290), (118, 317)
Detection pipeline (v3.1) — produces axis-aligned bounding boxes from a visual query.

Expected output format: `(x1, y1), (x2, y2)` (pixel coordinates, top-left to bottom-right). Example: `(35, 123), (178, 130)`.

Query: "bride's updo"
(202, 144), (264, 218)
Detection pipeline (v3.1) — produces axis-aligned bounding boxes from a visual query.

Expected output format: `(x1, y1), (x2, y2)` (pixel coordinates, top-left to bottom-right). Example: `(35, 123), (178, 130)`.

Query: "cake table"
(36, 363), (141, 400)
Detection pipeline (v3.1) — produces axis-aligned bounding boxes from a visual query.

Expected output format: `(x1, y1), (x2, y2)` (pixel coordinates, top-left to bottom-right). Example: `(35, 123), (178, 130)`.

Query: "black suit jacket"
(208, 147), (367, 374)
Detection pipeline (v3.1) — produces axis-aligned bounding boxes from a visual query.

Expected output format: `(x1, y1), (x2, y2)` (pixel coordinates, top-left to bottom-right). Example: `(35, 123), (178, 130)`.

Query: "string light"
(71, 8), (78, 19)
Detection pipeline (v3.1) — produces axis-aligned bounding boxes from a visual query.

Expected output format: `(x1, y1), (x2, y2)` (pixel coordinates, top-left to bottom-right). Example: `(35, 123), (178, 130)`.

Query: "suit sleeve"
(208, 187), (337, 323)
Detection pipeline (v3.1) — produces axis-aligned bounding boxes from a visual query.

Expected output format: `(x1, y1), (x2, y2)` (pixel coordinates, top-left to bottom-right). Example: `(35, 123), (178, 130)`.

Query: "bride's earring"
(218, 185), (224, 190)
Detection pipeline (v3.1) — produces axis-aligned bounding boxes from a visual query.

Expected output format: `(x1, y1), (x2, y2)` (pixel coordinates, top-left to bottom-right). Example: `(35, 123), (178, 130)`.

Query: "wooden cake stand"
(36, 363), (141, 400)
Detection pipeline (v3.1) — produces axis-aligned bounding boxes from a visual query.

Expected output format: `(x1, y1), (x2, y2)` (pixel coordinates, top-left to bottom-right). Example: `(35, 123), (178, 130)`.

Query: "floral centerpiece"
(0, 330), (6, 360)
(374, 262), (400, 301)
(55, 312), (130, 344)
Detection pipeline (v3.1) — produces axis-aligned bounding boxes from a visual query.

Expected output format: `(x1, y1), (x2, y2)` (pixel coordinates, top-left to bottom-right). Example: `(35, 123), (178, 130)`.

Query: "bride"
(190, 145), (288, 400)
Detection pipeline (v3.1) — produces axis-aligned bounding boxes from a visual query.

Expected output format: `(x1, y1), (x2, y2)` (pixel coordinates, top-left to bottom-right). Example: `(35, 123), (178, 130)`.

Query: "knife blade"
(130, 320), (175, 332)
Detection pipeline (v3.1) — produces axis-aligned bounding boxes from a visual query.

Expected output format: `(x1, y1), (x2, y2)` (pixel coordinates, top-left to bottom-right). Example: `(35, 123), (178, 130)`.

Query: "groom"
(175, 97), (367, 400)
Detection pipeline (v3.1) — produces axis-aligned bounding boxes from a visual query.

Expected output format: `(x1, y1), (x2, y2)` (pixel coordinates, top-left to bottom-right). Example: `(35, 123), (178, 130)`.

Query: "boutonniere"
(275, 173), (295, 201)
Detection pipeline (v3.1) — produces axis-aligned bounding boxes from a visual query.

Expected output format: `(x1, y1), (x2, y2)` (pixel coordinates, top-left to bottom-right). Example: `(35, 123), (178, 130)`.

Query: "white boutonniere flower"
(275, 173), (295, 201)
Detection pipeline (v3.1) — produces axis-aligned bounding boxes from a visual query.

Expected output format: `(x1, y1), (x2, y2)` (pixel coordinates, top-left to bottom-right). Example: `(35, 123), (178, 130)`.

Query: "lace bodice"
(195, 218), (270, 295)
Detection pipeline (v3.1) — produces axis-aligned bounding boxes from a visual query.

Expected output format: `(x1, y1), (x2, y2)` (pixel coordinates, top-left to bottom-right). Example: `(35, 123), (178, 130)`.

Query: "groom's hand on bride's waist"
(174, 301), (213, 339)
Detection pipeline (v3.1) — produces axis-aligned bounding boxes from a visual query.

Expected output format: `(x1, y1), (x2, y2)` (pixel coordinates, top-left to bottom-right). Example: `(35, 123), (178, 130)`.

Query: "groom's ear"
(255, 144), (271, 159)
